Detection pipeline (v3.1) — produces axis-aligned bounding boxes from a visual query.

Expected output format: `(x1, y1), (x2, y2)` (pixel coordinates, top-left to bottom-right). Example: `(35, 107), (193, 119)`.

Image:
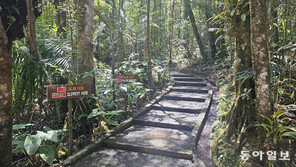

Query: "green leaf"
(151, 23), (159, 28)
(24, 135), (42, 156)
(266, 131), (272, 137)
(87, 109), (103, 119)
(288, 127), (296, 132)
(106, 120), (120, 126)
(278, 88), (284, 95)
(257, 123), (271, 132)
(261, 115), (273, 125)
(241, 14), (246, 22)
(128, 95), (133, 104)
(36, 130), (59, 142)
(283, 132), (296, 139)
(13, 140), (25, 153)
(39, 146), (55, 165)
(273, 134), (278, 143)
(231, 9), (235, 16)
(13, 123), (33, 130)
(120, 85), (128, 92)
(104, 110), (124, 116)
(211, 11), (225, 22)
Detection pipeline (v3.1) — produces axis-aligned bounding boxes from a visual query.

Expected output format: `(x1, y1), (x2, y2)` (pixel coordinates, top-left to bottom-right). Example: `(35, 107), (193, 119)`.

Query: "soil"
(196, 86), (219, 167)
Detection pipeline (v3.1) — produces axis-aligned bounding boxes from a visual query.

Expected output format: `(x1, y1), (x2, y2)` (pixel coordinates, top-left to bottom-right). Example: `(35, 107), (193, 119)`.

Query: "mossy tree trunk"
(0, 17), (13, 167)
(54, 0), (67, 38)
(146, 0), (154, 90)
(76, 0), (95, 93)
(270, 0), (279, 52)
(226, 0), (256, 141)
(169, 0), (175, 67)
(0, 1), (40, 165)
(250, 0), (273, 147)
(204, 0), (216, 59)
(26, 0), (39, 60)
(182, 2), (193, 59)
(184, 0), (207, 59)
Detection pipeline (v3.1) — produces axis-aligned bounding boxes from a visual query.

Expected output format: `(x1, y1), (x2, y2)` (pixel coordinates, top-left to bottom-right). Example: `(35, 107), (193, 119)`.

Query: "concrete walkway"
(70, 72), (213, 167)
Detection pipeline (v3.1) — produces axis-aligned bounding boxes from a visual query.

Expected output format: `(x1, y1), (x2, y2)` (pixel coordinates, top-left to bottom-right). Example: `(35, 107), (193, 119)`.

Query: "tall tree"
(76, 0), (95, 92)
(118, 0), (126, 62)
(0, 16), (13, 167)
(169, 0), (175, 67)
(250, 0), (273, 146)
(146, 0), (154, 90)
(226, 0), (256, 141)
(184, 0), (206, 58)
(54, 0), (67, 37)
(204, 0), (216, 59)
(270, 0), (279, 52)
(26, 0), (39, 60)
(182, 1), (193, 59)
(0, 1), (40, 166)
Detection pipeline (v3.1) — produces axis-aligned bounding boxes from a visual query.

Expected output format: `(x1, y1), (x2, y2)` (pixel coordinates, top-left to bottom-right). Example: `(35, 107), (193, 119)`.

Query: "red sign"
(52, 92), (66, 98)
(115, 75), (138, 83)
(57, 87), (66, 92)
(47, 84), (91, 101)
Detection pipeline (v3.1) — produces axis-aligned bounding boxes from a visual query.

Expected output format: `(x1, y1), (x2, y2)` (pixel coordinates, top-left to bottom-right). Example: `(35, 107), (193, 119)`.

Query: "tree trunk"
(76, 0), (95, 93)
(0, 17), (13, 167)
(169, 0), (175, 67)
(183, 0), (206, 59)
(111, 0), (116, 102)
(270, 0), (279, 52)
(250, 0), (273, 147)
(146, 0), (154, 90)
(183, 1), (193, 59)
(118, 0), (125, 62)
(54, 0), (67, 38)
(204, 0), (216, 59)
(26, 0), (39, 60)
(226, 1), (256, 141)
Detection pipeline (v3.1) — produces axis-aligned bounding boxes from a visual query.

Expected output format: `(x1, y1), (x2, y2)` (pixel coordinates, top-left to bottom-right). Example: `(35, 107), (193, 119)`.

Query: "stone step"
(170, 72), (193, 78)
(155, 99), (205, 111)
(174, 81), (207, 87)
(166, 91), (209, 99)
(162, 95), (206, 102)
(104, 125), (193, 160)
(134, 109), (200, 131)
(152, 105), (203, 114)
(171, 74), (194, 78)
(72, 149), (195, 167)
(170, 87), (208, 94)
(173, 77), (203, 82)
(134, 120), (192, 131)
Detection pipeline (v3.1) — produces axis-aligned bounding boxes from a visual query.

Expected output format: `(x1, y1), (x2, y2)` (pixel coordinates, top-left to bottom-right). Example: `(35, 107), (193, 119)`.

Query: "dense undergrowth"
(208, 54), (296, 167)
(12, 48), (170, 166)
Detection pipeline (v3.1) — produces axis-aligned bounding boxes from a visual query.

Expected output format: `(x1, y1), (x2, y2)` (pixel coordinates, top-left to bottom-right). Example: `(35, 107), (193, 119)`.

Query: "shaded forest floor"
(197, 87), (219, 167)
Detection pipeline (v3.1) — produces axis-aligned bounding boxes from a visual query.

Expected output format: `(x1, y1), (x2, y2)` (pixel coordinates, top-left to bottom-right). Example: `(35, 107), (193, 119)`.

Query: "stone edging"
(190, 75), (214, 167)
(60, 85), (174, 166)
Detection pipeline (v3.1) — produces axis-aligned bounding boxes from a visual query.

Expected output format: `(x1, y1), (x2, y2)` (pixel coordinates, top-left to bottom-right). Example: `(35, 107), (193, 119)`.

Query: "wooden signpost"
(47, 84), (91, 101)
(46, 84), (91, 155)
(115, 75), (138, 113)
(115, 75), (138, 83)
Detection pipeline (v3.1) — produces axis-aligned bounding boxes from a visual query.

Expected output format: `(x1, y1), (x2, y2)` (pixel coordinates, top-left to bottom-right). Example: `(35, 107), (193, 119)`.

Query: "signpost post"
(115, 75), (138, 113)
(46, 84), (91, 155)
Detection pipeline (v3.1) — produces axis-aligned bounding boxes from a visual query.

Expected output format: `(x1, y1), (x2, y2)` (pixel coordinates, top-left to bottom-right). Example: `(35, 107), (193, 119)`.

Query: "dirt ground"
(196, 86), (219, 167)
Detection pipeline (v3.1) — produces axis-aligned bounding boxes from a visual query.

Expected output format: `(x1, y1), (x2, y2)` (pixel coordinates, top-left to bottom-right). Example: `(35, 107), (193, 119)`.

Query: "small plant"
(257, 109), (296, 144)
(13, 123), (64, 165)
(88, 109), (124, 126)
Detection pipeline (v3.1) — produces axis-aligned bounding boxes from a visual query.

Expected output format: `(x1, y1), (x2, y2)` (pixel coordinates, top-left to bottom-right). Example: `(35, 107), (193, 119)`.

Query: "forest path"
(70, 72), (213, 167)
